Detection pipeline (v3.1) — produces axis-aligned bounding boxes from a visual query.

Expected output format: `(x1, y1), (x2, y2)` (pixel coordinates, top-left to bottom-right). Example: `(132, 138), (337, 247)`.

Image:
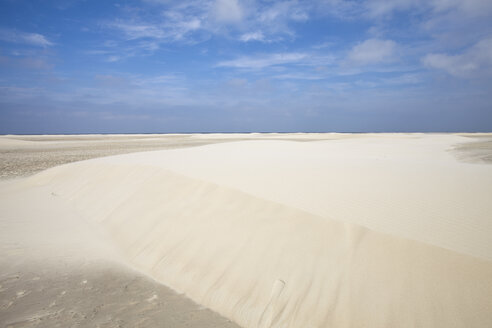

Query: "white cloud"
(430, 0), (492, 17)
(217, 53), (308, 69)
(214, 0), (243, 23)
(319, 0), (492, 24)
(361, 0), (492, 19)
(21, 33), (53, 47)
(346, 39), (396, 66)
(109, 22), (166, 40)
(107, 2), (207, 45)
(358, 0), (492, 50)
(239, 31), (265, 42)
(161, 10), (203, 39)
(273, 73), (326, 80)
(422, 38), (492, 77)
(87, 39), (162, 63)
(109, 16), (201, 42)
(107, 0), (313, 45)
(135, 74), (181, 86)
(0, 29), (53, 47)
(416, 1), (492, 49)
(254, 1), (309, 37)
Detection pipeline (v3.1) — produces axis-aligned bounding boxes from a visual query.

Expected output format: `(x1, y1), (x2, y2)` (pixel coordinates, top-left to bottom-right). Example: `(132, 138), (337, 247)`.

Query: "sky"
(0, 0), (492, 133)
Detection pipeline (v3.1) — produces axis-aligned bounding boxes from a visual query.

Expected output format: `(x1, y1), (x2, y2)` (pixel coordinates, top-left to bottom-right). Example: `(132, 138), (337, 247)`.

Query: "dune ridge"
(86, 135), (492, 260)
(25, 142), (492, 328)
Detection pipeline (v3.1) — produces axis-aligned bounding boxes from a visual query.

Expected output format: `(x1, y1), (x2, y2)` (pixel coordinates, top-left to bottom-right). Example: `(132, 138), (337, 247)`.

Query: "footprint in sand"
(16, 290), (29, 298)
(146, 294), (158, 302)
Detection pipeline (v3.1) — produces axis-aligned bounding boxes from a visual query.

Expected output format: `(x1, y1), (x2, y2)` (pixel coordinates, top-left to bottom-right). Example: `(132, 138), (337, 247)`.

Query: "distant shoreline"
(2, 131), (492, 136)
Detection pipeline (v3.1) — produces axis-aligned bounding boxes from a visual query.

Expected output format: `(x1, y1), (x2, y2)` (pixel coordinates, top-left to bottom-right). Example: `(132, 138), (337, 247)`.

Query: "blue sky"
(1, 0), (491, 133)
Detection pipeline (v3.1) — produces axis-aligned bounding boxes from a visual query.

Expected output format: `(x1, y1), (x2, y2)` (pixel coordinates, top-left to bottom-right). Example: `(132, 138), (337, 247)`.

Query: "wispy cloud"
(239, 31), (266, 42)
(272, 73), (327, 80)
(86, 39), (161, 63)
(351, 0), (492, 20)
(2, 0), (492, 133)
(346, 39), (397, 66)
(423, 37), (492, 78)
(109, 22), (167, 40)
(105, 0), (313, 46)
(0, 29), (53, 47)
(253, 1), (309, 37)
(106, 1), (209, 45)
(317, 0), (492, 46)
(216, 53), (308, 69)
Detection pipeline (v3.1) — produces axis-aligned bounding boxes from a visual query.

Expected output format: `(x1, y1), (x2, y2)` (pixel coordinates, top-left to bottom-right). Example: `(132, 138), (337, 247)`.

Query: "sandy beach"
(1, 133), (492, 327)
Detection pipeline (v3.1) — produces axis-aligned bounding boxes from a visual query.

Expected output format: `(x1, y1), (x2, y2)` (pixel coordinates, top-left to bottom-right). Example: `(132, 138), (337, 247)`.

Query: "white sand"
(1, 133), (492, 327)
(121, 134), (492, 259)
(0, 177), (238, 328)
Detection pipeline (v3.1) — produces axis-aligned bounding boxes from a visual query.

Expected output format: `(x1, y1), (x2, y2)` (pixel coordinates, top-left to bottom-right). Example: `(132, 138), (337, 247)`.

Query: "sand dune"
(0, 177), (239, 328)
(2, 134), (492, 327)
(91, 134), (492, 259)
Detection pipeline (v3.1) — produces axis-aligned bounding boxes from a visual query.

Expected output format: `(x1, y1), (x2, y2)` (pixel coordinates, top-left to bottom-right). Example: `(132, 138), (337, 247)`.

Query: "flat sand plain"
(0, 134), (341, 179)
(1, 133), (492, 328)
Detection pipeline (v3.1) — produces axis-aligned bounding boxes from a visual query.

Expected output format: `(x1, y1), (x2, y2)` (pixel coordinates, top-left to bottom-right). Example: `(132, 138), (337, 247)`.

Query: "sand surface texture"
(0, 177), (238, 328)
(1, 133), (492, 327)
(0, 134), (337, 179)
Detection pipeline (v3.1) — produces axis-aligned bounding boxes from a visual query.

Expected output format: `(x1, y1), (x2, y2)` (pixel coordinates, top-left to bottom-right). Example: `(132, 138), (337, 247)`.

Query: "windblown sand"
(1, 133), (492, 327)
